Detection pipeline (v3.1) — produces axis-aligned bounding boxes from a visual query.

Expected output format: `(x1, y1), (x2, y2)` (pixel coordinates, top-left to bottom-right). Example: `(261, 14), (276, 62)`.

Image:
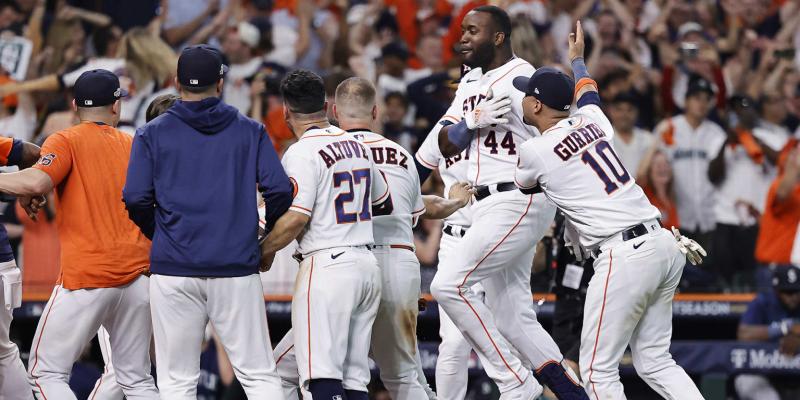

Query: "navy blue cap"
(685, 74), (715, 99)
(177, 45), (229, 88)
(773, 266), (800, 291)
(512, 67), (575, 111)
(73, 69), (128, 107)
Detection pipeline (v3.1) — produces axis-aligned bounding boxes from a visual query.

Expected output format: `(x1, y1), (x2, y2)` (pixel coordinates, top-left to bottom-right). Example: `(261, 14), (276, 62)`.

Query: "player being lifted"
(430, 5), (587, 399)
(513, 21), (706, 400)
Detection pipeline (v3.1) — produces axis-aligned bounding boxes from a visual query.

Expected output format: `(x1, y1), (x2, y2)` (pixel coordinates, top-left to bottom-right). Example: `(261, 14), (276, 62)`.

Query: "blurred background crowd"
(0, 0), (798, 398)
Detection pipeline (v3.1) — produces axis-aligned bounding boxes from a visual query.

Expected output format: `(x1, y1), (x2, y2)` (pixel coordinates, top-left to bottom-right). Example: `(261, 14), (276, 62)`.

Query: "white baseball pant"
(87, 327), (124, 400)
(28, 276), (158, 400)
(435, 230), (503, 400)
(0, 260), (32, 400)
(290, 246), (381, 393)
(272, 246), (437, 400)
(150, 273), (282, 400)
(579, 225), (703, 400)
(430, 191), (559, 393)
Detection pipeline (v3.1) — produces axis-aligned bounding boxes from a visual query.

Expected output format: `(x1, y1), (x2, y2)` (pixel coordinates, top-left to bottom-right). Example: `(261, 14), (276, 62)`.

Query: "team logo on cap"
(114, 87), (122, 98)
(190, 79), (199, 85)
(84, 100), (93, 106)
(219, 65), (225, 75)
(534, 88), (540, 94)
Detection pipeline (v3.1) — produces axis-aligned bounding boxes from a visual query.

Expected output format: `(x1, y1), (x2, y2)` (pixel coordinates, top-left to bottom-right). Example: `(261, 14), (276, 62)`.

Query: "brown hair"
(145, 94), (179, 123)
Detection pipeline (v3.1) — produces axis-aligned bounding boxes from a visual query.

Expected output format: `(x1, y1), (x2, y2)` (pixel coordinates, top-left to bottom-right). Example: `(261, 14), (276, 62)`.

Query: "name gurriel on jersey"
(318, 139), (370, 168)
(553, 122), (608, 161)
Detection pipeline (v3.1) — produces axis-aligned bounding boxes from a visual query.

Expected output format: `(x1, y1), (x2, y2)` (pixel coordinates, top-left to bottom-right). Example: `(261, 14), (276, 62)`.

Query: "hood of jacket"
(167, 97), (239, 134)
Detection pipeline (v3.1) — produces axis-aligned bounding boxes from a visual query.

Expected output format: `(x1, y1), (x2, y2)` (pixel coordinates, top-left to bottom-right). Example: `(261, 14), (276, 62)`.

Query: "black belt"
(443, 224), (468, 237)
(592, 222), (658, 258)
(474, 182), (518, 201)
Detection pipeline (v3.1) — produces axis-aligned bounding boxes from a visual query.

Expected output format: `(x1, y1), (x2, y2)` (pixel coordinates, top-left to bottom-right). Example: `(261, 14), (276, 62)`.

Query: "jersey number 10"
(333, 169), (372, 224)
(581, 141), (631, 194)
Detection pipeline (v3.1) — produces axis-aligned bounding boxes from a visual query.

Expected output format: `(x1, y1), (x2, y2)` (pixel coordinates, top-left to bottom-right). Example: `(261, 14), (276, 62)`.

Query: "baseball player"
(124, 45), (290, 400)
(269, 77), (478, 400)
(258, 70), (390, 400)
(512, 21), (706, 399)
(87, 93), (182, 400)
(0, 69), (158, 400)
(416, 118), (509, 400)
(0, 137), (40, 400)
(430, 6), (585, 398)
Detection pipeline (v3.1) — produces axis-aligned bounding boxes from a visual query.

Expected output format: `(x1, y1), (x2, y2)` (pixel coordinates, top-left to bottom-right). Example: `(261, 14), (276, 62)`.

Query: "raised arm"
(569, 21), (598, 104)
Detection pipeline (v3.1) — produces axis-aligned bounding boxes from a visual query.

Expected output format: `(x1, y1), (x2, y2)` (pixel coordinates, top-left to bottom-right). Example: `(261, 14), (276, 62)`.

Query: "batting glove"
(464, 90), (512, 130)
(671, 227), (707, 265)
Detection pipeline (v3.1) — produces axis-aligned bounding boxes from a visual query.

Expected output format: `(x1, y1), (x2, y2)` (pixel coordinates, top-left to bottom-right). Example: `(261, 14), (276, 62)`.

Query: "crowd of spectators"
(0, 0), (798, 296)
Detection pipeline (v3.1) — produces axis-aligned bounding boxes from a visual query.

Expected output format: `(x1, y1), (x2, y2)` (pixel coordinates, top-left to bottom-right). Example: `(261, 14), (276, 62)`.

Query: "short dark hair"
(473, 5), (512, 40)
(384, 91), (408, 109)
(92, 25), (116, 57)
(145, 94), (180, 122)
(281, 69), (326, 114)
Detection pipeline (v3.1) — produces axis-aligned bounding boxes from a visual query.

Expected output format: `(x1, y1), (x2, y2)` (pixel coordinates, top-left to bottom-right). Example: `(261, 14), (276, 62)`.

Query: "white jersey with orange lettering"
(415, 122), (472, 227)
(515, 104), (660, 249)
(439, 58), (539, 186)
(515, 101), (702, 399)
(282, 126), (389, 256)
(351, 130), (425, 247)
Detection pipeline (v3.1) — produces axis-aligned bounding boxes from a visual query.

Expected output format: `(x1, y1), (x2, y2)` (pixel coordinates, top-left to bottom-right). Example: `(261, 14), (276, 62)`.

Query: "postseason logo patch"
(37, 153), (56, 166)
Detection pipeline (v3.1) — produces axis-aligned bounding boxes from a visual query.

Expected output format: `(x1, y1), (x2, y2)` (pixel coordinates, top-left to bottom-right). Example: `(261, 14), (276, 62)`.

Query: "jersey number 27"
(581, 141), (630, 194)
(333, 169), (372, 224)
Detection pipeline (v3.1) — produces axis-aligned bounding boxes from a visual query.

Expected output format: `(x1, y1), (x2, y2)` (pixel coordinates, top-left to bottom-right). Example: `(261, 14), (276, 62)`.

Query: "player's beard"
(464, 41), (495, 70)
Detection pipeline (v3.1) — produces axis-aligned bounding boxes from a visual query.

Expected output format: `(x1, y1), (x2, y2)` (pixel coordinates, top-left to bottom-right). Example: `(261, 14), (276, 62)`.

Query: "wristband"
(447, 120), (474, 151)
(571, 57), (591, 80)
(574, 77), (598, 99)
(768, 321), (789, 340)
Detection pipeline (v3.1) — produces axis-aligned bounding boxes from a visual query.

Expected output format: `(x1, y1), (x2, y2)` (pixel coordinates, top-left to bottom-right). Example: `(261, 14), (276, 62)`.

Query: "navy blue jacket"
(123, 97), (292, 277)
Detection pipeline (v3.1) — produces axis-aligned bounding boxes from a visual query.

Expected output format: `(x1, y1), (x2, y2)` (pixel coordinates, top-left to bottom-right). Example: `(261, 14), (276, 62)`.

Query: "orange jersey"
(644, 186), (680, 230)
(33, 121), (151, 289)
(755, 177), (800, 265)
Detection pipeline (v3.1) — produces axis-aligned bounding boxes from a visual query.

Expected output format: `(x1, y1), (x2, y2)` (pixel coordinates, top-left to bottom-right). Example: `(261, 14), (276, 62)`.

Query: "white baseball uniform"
(88, 327), (125, 400)
(0, 260), (32, 400)
(515, 101), (703, 399)
(428, 57), (559, 394)
(271, 130), (436, 400)
(276, 126), (384, 393)
(416, 121), (506, 400)
(659, 115), (726, 233)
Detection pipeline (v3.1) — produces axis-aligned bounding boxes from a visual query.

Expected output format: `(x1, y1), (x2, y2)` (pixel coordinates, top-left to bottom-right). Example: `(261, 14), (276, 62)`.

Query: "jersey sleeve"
(407, 153), (426, 224)
(281, 147), (317, 217)
(577, 104), (614, 139)
(32, 133), (72, 186)
(514, 139), (545, 190)
(415, 123), (445, 170)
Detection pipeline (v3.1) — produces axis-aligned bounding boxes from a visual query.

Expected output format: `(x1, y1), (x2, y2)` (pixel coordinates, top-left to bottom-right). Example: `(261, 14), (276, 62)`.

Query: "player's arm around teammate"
(0, 137), (40, 400)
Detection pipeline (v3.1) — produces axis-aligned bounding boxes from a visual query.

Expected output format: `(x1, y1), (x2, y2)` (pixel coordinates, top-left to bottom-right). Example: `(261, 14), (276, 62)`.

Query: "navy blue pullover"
(123, 97), (292, 277)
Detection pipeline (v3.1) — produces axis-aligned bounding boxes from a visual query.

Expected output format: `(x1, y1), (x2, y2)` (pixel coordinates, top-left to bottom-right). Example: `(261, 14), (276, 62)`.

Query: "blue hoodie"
(123, 97), (292, 277)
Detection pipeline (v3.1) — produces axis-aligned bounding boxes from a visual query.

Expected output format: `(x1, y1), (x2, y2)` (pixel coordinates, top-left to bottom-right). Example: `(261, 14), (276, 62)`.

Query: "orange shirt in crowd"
(264, 107), (295, 155)
(33, 121), (151, 289)
(644, 186), (680, 230)
(16, 201), (60, 300)
(755, 176), (800, 265)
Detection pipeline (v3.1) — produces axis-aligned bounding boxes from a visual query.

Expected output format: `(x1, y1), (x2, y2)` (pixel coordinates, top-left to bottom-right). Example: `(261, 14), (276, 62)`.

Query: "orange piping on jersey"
(307, 256), (314, 379)
(488, 59), (528, 89)
(290, 205), (312, 213)
(276, 344), (294, 365)
(300, 132), (346, 140)
(454, 194), (534, 385)
(417, 156), (437, 169)
(589, 249), (613, 400)
(362, 138), (386, 144)
(441, 115), (460, 123)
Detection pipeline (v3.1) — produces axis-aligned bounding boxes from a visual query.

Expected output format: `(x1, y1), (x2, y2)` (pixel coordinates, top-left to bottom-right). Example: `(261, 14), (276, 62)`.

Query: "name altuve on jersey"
(318, 139), (370, 168)
(553, 123), (608, 161)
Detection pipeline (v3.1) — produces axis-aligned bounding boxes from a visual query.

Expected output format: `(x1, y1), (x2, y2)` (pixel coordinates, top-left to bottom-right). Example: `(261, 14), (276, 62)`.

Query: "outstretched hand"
(19, 195), (46, 221)
(568, 20), (585, 62)
(448, 182), (476, 207)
